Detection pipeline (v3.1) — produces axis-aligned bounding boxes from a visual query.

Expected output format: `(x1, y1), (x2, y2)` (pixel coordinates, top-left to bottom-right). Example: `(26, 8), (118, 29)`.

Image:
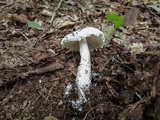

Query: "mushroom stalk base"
(76, 39), (91, 102)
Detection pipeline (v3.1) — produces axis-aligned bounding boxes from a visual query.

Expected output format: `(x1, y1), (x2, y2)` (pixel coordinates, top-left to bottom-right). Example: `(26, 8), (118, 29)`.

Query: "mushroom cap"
(61, 27), (105, 51)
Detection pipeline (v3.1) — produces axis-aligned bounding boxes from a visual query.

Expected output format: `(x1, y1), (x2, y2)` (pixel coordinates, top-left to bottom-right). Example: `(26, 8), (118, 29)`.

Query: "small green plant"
(105, 14), (123, 29)
(27, 21), (41, 30)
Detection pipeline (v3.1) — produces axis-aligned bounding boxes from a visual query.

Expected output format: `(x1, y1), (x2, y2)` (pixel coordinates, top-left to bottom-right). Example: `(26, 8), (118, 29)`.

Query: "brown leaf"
(35, 61), (63, 74)
(44, 115), (58, 120)
(155, 27), (160, 36)
(6, 0), (14, 5)
(123, 8), (139, 27)
(7, 13), (28, 23)
(31, 50), (48, 61)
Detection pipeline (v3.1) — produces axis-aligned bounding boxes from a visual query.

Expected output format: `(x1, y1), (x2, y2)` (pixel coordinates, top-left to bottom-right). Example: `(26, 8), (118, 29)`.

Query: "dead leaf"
(101, 24), (115, 46)
(7, 13), (28, 23)
(57, 21), (75, 29)
(52, 17), (76, 29)
(41, 9), (53, 17)
(130, 43), (145, 54)
(147, 4), (160, 14)
(44, 115), (58, 120)
(6, 0), (14, 5)
(123, 8), (139, 27)
(84, 0), (94, 9)
(58, 100), (63, 105)
(155, 27), (160, 36)
(65, 0), (76, 5)
(35, 60), (63, 74)
(31, 50), (48, 61)
(21, 60), (63, 78)
(131, 0), (140, 6)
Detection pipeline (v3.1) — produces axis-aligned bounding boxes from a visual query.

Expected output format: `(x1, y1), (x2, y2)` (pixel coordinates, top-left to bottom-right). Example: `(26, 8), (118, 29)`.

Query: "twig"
(106, 81), (118, 97)
(2, 82), (17, 105)
(1, 0), (21, 10)
(42, 0), (50, 7)
(50, 0), (63, 23)
(17, 30), (31, 44)
(45, 86), (53, 102)
(83, 107), (95, 120)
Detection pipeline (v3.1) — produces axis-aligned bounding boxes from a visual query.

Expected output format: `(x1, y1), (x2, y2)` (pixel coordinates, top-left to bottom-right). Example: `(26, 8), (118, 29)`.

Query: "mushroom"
(61, 27), (105, 102)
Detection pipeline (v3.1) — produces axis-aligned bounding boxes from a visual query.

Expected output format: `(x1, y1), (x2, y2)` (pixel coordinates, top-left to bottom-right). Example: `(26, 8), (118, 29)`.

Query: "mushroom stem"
(76, 39), (91, 101)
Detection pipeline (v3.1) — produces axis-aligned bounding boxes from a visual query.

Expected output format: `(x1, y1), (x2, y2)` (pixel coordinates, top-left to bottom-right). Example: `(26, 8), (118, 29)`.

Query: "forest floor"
(0, 0), (160, 120)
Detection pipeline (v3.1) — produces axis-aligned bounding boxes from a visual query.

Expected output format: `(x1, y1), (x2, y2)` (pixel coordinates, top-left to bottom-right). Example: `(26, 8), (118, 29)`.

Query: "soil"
(0, 0), (160, 120)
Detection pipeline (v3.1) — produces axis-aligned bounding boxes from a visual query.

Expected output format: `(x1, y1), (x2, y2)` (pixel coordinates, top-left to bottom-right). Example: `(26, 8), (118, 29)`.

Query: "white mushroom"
(61, 27), (105, 102)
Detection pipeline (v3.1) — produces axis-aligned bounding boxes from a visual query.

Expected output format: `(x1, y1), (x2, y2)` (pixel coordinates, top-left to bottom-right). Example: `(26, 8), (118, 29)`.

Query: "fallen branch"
(50, 0), (63, 23)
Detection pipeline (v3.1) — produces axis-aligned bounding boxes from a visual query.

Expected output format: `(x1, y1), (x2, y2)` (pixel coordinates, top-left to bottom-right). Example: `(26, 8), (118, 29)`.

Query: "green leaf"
(27, 21), (41, 30)
(105, 14), (123, 29)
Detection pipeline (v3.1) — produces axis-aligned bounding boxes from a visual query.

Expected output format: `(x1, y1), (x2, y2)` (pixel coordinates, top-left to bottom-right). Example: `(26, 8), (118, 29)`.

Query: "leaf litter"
(0, 0), (160, 119)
